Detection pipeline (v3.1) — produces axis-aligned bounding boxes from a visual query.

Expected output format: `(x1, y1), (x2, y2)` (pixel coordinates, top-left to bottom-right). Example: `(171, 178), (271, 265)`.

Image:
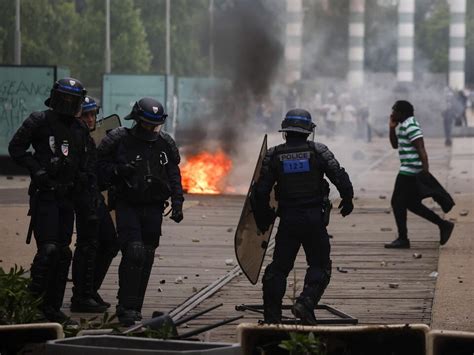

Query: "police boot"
(262, 266), (285, 324)
(50, 247), (73, 313)
(29, 243), (60, 311)
(263, 302), (282, 324)
(71, 241), (107, 313)
(116, 305), (141, 327)
(92, 243), (119, 308)
(117, 242), (145, 326)
(292, 297), (317, 325)
(135, 246), (156, 318)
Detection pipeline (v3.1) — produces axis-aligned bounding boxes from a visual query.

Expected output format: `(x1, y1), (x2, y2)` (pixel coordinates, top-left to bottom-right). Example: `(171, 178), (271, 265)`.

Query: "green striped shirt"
(397, 116), (423, 175)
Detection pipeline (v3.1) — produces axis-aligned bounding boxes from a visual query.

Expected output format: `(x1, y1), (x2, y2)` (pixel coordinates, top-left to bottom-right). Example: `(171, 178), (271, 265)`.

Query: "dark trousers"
(391, 174), (444, 239)
(115, 200), (163, 311)
(29, 191), (75, 311)
(262, 206), (331, 308)
(72, 200), (118, 299)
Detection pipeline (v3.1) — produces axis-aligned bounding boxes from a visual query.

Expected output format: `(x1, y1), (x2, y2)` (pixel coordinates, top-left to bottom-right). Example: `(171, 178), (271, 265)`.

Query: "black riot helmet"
(45, 77), (87, 117)
(81, 95), (100, 114)
(124, 97), (168, 126)
(279, 108), (316, 135)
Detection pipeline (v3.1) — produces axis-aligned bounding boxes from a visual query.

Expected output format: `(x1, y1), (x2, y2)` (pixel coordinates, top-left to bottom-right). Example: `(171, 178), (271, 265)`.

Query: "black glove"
(255, 207), (276, 233)
(170, 206), (183, 223)
(338, 198), (354, 217)
(33, 170), (53, 190)
(115, 163), (136, 178)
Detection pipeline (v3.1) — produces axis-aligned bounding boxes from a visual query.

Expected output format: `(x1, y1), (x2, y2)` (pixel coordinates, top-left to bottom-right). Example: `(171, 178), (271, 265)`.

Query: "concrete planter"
(428, 330), (474, 355)
(0, 322), (64, 354)
(237, 323), (430, 355)
(45, 335), (241, 355)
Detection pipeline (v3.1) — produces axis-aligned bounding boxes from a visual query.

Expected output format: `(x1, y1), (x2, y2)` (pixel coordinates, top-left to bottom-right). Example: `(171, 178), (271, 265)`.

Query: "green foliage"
(135, 0), (209, 76)
(64, 312), (121, 337)
(279, 332), (327, 355)
(416, 1), (450, 73)
(0, 265), (42, 325)
(129, 322), (176, 340)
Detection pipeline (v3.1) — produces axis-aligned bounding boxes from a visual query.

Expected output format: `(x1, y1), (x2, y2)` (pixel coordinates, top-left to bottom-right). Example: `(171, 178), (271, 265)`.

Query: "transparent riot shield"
(234, 134), (277, 285)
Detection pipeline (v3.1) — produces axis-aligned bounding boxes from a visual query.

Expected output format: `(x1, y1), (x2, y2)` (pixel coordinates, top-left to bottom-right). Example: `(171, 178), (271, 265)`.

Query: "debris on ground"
(157, 287), (163, 293)
(429, 271), (439, 278)
(380, 227), (392, 232)
(225, 259), (234, 266)
(412, 253), (422, 259)
(175, 277), (184, 284)
(337, 267), (348, 273)
(379, 195), (386, 199)
(201, 215), (207, 219)
(389, 283), (399, 289)
(192, 287), (198, 292)
(460, 210), (469, 216)
(227, 227), (233, 233)
(192, 239), (200, 243)
(195, 274), (200, 277)
(160, 280), (166, 284)
(380, 261), (387, 267)
(6, 176), (13, 180)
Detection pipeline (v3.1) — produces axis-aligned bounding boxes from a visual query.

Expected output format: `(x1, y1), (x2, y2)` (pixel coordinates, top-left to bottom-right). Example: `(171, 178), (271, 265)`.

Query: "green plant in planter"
(279, 332), (327, 355)
(0, 265), (42, 324)
(64, 312), (121, 337)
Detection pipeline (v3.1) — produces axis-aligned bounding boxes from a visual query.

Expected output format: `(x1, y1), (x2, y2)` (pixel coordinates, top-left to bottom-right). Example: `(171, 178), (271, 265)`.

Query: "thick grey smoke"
(181, 0), (284, 156)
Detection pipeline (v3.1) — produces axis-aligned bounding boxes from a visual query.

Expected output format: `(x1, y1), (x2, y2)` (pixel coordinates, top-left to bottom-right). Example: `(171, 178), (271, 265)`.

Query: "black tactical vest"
(117, 132), (171, 204)
(45, 111), (85, 186)
(273, 142), (323, 202)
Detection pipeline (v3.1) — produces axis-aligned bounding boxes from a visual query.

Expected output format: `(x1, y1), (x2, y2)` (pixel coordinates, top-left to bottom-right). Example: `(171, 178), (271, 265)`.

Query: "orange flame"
(181, 150), (233, 194)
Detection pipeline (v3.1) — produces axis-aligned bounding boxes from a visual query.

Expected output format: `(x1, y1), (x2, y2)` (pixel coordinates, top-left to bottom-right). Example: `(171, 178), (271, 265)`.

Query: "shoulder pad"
(160, 131), (181, 164)
(97, 127), (128, 153)
(108, 127), (128, 141)
(311, 142), (329, 154)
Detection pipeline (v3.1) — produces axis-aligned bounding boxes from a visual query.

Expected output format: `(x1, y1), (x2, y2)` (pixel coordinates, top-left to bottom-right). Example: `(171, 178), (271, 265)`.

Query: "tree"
(134, 0), (209, 76)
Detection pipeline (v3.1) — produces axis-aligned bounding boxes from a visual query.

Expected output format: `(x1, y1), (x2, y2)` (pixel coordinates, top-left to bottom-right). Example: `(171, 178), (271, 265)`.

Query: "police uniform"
(97, 97), (184, 326)
(71, 96), (119, 313)
(8, 78), (89, 324)
(254, 109), (354, 325)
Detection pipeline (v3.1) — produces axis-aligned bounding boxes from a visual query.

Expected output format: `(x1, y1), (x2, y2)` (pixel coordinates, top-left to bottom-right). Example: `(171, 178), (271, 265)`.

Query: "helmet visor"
(49, 91), (83, 117)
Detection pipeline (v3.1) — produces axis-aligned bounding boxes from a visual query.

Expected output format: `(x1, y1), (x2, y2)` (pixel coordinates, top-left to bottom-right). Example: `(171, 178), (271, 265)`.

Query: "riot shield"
(234, 134), (277, 285)
(90, 114), (121, 146)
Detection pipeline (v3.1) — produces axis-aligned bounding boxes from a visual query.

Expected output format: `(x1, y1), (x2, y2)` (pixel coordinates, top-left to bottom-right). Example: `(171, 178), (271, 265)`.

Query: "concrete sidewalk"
(432, 137), (474, 331)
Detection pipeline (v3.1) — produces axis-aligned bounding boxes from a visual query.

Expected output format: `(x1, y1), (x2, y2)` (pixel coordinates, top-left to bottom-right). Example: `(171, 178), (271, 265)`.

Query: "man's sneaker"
(384, 238), (410, 249)
(70, 297), (108, 313)
(92, 292), (111, 308)
(292, 300), (317, 326)
(440, 221), (455, 246)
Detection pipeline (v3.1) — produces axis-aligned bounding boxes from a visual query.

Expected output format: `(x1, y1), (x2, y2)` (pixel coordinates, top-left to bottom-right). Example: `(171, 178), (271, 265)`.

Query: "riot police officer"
(254, 108), (354, 325)
(97, 97), (184, 326)
(70, 96), (119, 313)
(8, 78), (90, 324)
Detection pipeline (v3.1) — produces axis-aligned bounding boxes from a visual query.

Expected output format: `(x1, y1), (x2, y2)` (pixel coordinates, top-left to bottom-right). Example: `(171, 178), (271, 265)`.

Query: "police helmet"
(279, 108), (316, 134)
(124, 97), (168, 126)
(45, 77), (87, 116)
(81, 95), (100, 114)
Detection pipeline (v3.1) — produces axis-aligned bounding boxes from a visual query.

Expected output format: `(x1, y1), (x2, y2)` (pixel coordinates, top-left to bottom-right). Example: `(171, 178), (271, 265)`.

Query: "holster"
(322, 197), (332, 227)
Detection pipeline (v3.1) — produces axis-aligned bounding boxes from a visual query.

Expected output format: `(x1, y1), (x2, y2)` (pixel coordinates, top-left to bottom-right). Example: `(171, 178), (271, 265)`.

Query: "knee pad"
(123, 242), (145, 268)
(35, 243), (60, 265)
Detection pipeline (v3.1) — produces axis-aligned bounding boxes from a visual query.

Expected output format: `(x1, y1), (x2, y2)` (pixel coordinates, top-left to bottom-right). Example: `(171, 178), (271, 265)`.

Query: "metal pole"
(347, 0), (365, 88)
(209, 0), (214, 77)
(397, 0), (414, 83)
(448, 0), (466, 89)
(105, 0), (111, 73)
(166, 0), (171, 76)
(284, 0), (303, 84)
(14, 0), (21, 65)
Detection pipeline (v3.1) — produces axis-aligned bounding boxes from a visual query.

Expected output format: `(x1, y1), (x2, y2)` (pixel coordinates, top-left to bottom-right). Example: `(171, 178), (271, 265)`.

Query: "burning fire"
(181, 150), (233, 194)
